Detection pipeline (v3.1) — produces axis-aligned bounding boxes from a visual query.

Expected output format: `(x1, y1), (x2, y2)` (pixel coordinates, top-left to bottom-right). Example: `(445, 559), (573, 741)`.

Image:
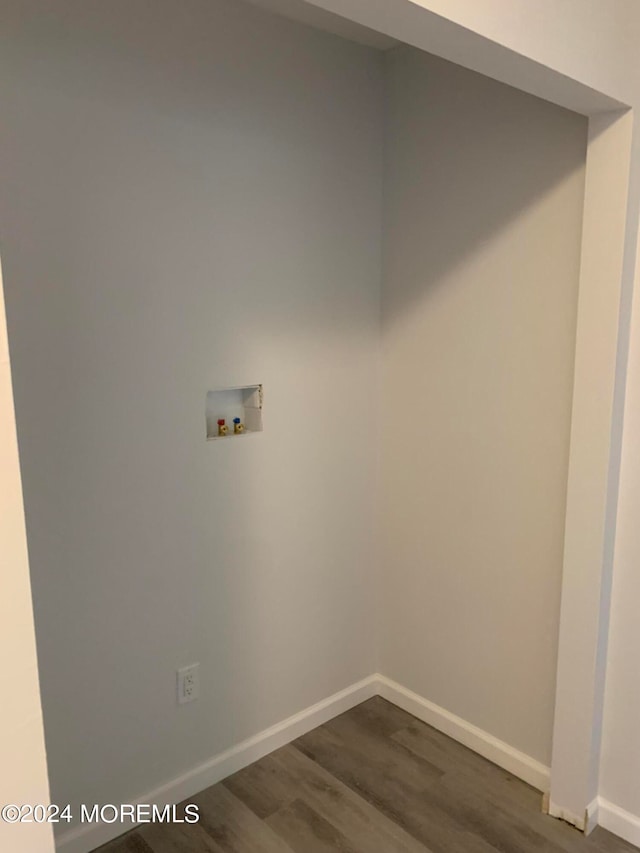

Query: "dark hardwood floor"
(96, 697), (638, 853)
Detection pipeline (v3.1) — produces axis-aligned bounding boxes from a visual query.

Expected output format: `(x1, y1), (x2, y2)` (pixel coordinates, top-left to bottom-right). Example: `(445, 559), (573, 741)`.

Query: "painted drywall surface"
(356, 0), (640, 830)
(0, 264), (53, 852)
(403, 0), (640, 106)
(296, 0), (640, 828)
(379, 46), (587, 766)
(3, 0), (640, 834)
(300, 0), (637, 114)
(600, 154), (640, 818)
(0, 0), (382, 830)
(302, 0), (640, 104)
(308, 0), (640, 826)
(406, 0), (640, 830)
(245, 0), (398, 49)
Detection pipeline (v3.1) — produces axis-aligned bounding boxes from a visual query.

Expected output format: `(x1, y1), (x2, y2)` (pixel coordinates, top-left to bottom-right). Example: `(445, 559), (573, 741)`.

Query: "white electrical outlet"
(177, 663), (200, 705)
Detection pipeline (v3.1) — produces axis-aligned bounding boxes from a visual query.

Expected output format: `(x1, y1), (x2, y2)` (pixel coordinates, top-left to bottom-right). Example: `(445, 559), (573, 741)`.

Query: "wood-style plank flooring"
(96, 697), (638, 853)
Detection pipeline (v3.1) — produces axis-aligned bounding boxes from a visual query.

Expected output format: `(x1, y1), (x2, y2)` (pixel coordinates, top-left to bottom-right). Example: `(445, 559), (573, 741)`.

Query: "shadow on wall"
(378, 46), (589, 765)
(382, 46), (589, 327)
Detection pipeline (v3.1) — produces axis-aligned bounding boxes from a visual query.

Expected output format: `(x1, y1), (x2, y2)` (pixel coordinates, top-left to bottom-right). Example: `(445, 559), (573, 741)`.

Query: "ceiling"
(243, 0), (400, 50)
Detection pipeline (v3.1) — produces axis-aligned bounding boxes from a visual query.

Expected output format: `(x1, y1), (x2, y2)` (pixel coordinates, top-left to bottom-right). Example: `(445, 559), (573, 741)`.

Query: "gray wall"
(0, 0), (592, 827)
(0, 0), (382, 825)
(379, 46), (587, 765)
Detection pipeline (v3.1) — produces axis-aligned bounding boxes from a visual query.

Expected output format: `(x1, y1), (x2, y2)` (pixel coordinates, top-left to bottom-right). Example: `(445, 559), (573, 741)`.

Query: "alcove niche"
(205, 385), (263, 440)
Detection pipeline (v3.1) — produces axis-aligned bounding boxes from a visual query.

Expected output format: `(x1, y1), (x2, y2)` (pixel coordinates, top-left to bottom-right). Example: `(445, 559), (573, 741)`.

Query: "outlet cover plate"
(177, 663), (200, 705)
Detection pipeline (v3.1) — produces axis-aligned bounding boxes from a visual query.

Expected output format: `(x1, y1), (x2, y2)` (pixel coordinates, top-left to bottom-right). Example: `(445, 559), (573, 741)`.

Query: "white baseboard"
(375, 674), (551, 793)
(56, 675), (378, 853)
(598, 798), (640, 847)
(547, 796), (598, 833)
(55, 672), (640, 853)
(56, 673), (565, 852)
(585, 798), (599, 834)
